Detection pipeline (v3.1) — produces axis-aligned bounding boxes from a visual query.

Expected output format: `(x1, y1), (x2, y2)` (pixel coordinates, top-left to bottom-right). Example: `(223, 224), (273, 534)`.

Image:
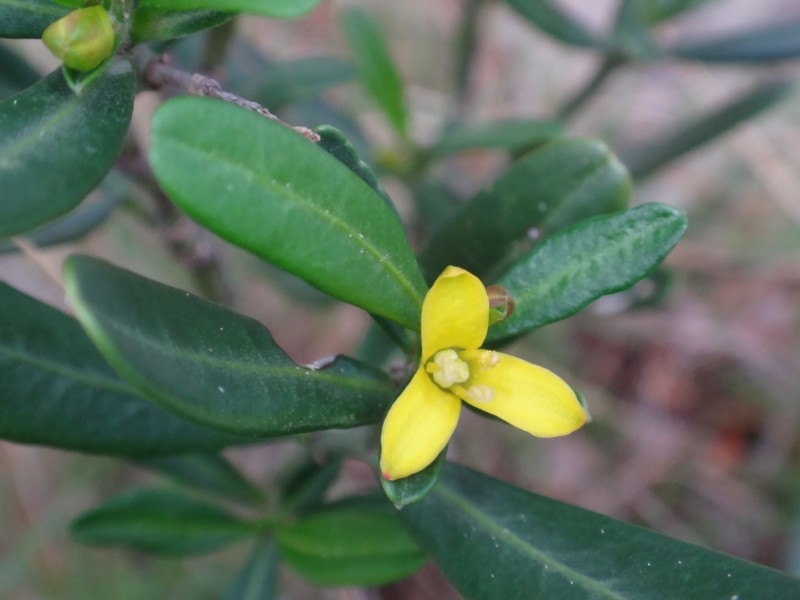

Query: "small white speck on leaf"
(217, 386), (225, 393)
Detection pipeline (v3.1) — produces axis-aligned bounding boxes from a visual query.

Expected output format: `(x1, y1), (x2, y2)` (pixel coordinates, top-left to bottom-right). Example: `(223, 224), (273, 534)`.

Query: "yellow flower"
(380, 266), (588, 480)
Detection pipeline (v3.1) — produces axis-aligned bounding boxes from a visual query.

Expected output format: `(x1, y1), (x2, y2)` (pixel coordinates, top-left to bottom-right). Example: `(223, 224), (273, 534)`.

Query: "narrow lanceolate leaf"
(131, 8), (234, 42)
(279, 458), (342, 516)
(277, 495), (426, 586)
(341, 7), (408, 135)
(63, 255), (397, 436)
(620, 81), (793, 180)
(0, 282), (251, 457)
(506, 0), (600, 48)
(0, 60), (134, 237)
(0, 0), (70, 38)
(401, 464), (800, 600)
(420, 138), (630, 282)
(429, 119), (563, 156)
(136, 454), (264, 506)
(669, 19), (800, 63)
(636, 0), (710, 25)
(149, 97), (426, 329)
(226, 538), (279, 600)
(137, 0), (319, 19)
(487, 203), (687, 341)
(71, 488), (257, 556)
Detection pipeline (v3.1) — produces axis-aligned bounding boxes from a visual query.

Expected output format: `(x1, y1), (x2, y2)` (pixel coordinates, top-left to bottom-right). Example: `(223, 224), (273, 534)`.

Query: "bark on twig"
(144, 58), (320, 143)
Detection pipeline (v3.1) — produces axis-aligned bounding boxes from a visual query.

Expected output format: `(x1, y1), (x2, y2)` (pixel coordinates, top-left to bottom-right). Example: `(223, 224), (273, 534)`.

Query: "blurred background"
(2, 0), (800, 597)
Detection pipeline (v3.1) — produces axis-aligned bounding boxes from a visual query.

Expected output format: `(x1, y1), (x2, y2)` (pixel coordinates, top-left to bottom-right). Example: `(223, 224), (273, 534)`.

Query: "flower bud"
(486, 284), (515, 325)
(42, 6), (115, 72)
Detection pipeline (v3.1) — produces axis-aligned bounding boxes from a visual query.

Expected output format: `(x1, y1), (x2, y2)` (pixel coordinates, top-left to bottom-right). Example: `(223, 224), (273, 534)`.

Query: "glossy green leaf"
(131, 8), (234, 42)
(136, 454), (264, 506)
(420, 138), (631, 282)
(149, 97), (426, 329)
(506, 0), (600, 48)
(381, 447), (445, 509)
(0, 0), (69, 38)
(71, 488), (257, 556)
(280, 458), (342, 515)
(0, 59), (134, 237)
(276, 495), (426, 586)
(0, 44), (41, 99)
(341, 7), (408, 135)
(226, 538), (279, 600)
(63, 255), (398, 436)
(137, 0), (319, 19)
(0, 282), (252, 457)
(621, 81), (793, 180)
(315, 124), (395, 210)
(430, 119), (563, 156)
(401, 463), (800, 600)
(670, 19), (800, 63)
(0, 172), (127, 253)
(487, 203), (687, 341)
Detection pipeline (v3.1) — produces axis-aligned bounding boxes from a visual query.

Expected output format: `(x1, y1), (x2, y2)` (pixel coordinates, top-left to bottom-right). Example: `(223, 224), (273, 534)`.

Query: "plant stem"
(453, 0), (484, 117)
(556, 54), (625, 120)
(143, 58), (320, 142)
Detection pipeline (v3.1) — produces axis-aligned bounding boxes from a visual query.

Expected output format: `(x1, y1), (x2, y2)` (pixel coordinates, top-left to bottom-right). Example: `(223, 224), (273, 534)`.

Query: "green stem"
(453, 0), (484, 117)
(556, 54), (625, 120)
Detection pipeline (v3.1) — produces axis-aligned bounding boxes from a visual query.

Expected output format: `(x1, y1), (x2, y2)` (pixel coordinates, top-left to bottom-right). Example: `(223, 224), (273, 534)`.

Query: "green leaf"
(136, 454), (264, 506)
(610, 0), (659, 59)
(381, 447), (445, 509)
(635, 0), (710, 24)
(0, 0), (70, 38)
(315, 124), (394, 210)
(401, 463), (800, 600)
(0, 282), (252, 457)
(340, 7), (408, 135)
(670, 19), (800, 63)
(276, 495), (426, 586)
(506, 0), (600, 48)
(131, 8), (234, 42)
(487, 203), (687, 341)
(0, 44), (41, 99)
(63, 255), (398, 436)
(0, 59), (134, 237)
(71, 488), (257, 556)
(620, 81), (793, 180)
(419, 138), (631, 282)
(280, 458), (342, 515)
(430, 119), (563, 156)
(0, 171), (127, 253)
(149, 96), (427, 330)
(137, 0), (319, 19)
(226, 538), (279, 600)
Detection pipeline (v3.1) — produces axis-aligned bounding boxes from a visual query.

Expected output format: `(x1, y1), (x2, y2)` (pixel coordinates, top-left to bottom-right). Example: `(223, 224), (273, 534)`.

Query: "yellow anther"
(465, 384), (494, 404)
(426, 349), (469, 389)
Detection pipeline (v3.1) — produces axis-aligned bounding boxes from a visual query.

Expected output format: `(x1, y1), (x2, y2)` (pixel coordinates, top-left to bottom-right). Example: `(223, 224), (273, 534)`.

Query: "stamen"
(465, 384), (494, 404)
(426, 349), (469, 389)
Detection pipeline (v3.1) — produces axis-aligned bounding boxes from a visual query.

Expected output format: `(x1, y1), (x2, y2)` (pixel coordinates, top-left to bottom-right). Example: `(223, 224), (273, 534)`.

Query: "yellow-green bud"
(42, 6), (115, 72)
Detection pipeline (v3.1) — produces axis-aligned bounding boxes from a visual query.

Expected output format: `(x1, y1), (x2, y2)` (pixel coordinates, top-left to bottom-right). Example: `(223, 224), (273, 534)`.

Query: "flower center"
(424, 348), (499, 404)
(425, 349), (469, 389)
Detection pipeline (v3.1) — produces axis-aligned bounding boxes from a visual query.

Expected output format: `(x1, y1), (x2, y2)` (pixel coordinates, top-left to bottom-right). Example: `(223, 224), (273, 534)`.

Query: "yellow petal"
(457, 351), (586, 437)
(380, 368), (461, 480)
(421, 266), (489, 361)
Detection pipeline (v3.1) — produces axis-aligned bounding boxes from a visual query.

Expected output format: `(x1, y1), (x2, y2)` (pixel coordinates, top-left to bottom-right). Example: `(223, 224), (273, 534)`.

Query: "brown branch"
(144, 57), (320, 143)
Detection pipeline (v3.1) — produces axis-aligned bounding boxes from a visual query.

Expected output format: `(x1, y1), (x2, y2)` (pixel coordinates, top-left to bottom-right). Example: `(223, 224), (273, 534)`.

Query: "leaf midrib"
(156, 133), (425, 312)
(436, 484), (627, 600)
